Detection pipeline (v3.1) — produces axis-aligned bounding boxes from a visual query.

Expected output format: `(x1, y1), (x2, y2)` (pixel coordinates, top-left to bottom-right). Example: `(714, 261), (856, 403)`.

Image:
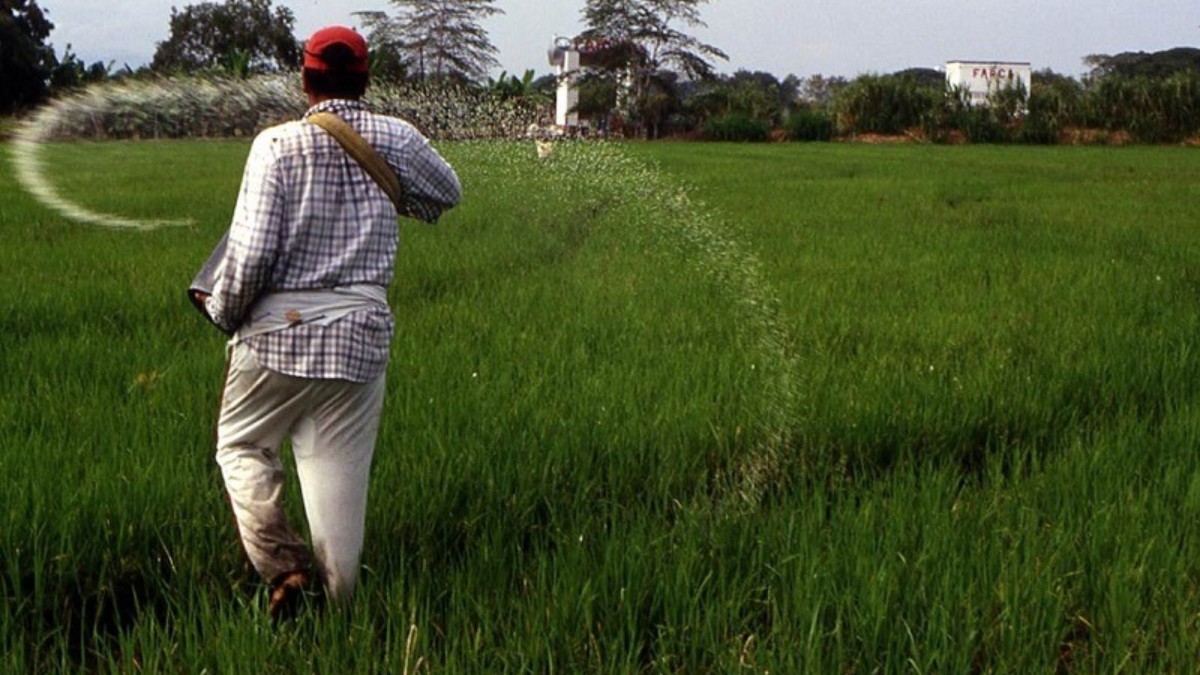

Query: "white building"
(548, 36), (581, 128)
(945, 61), (1032, 106)
(547, 35), (636, 132)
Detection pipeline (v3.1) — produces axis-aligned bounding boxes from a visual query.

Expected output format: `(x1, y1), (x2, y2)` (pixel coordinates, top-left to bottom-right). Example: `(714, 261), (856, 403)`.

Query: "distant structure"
(548, 35), (639, 132)
(945, 61), (1032, 105)
(548, 36), (581, 128)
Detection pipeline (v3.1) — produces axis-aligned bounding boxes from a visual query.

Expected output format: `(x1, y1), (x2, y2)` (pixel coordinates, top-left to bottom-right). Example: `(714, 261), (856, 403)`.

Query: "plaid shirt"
(206, 99), (461, 382)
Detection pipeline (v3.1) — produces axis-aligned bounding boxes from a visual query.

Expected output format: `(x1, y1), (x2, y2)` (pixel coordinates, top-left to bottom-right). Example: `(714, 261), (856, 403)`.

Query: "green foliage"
(937, 81), (1024, 144)
(48, 45), (114, 92)
(798, 74), (849, 109)
(1018, 91), (1063, 144)
(634, 70), (684, 138)
(150, 0), (299, 75)
(1083, 71), (1200, 143)
(0, 0), (55, 112)
(487, 69), (530, 99)
(221, 48), (251, 79)
(580, 0), (727, 137)
(1016, 72), (1082, 144)
(357, 0), (503, 85)
(581, 0), (727, 80)
(1085, 47), (1200, 80)
(784, 106), (833, 141)
(689, 70), (794, 128)
(486, 70), (553, 124)
(8, 140), (1200, 671)
(353, 11), (410, 83)
(2, 138), (788, 671)
(574, 71), (619, 122)
(836, 73), (940, 135)
(830, 66), (1200, 145)
(893, 67), (945, 89)
(702, 113), (770, 141)
(635, 143), (1200, 514)
(921, 84), (988, 141)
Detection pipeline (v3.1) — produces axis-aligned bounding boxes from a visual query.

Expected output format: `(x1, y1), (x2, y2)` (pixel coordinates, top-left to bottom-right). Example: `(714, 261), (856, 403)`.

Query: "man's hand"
(191, 290), (210, 304)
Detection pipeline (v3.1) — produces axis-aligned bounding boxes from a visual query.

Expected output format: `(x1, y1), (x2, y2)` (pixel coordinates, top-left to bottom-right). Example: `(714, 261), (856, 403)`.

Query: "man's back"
(207, 98), (461, 381)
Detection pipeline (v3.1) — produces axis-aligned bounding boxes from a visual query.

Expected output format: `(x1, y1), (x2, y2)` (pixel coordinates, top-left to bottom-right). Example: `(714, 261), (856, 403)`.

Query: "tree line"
(812, 52), (1200, 145)
(3, 0), (1199, 143)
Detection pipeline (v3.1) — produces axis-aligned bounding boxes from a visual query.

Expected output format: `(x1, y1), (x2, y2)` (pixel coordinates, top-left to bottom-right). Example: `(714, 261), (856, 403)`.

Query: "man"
(198, 25), (461, 617)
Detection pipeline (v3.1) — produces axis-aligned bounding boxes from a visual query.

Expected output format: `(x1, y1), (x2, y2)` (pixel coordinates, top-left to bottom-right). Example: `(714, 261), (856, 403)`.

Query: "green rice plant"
(6, 139), (1200, 672)
(627, 142), (1200, 469)
(701, 114), (771, 142)
(1, 136), (793, 671)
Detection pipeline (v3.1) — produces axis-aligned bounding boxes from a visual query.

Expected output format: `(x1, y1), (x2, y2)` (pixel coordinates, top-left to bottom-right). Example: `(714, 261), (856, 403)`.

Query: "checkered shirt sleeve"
(205, 99), (461, 381)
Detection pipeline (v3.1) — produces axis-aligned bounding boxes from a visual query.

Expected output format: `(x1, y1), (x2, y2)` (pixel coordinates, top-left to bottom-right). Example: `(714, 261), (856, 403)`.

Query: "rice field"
(3, 137), (1200, 673)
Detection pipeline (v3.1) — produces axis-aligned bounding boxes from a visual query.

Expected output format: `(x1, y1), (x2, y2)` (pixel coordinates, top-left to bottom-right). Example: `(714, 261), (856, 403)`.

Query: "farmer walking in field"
(192, 25), (461, 618)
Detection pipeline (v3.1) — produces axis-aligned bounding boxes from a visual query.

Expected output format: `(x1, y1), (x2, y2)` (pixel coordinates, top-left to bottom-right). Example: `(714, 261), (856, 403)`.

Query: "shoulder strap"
(306, 111), (406, 214)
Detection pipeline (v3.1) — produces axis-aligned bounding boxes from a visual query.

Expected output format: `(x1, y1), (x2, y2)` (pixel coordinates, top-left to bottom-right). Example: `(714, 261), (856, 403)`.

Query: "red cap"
(304, 26), (369, 73)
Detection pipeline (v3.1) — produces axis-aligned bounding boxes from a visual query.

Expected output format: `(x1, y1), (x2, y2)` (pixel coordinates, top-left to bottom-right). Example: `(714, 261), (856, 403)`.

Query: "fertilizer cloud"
(9, 75), (542, 230)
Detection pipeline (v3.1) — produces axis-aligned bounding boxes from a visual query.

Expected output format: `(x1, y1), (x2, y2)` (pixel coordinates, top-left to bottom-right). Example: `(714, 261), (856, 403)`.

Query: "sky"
(40, 0), (1200, 80)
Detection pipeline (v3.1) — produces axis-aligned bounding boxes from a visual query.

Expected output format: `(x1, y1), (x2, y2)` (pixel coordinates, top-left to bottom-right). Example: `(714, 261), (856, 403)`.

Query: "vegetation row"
(6, 137), (1200, 672)
(5, 1), (1200, 145)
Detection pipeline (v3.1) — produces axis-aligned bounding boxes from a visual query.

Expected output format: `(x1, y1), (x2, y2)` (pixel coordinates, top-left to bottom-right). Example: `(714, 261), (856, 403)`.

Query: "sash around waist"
(234, 284), (389, 342)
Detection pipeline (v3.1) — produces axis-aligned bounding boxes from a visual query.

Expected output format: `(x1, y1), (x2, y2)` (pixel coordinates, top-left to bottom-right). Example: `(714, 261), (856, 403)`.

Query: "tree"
(151, 0), (299, 75)
(687, 71), (779, 124)
(574, 72), (618, 122)
(0, 0), (56, 112)
(49, 44), (114, 91)
(799, 74), (849, 109)
(488, 69), (552, 107)
(579, 0), (728, 137)
(358, 0), (502, 84)
(893, 67), (945, 89)
(1085, 48), (1200, 81)
(836, 73), (940, 136)
(1019, 69), (1081, 144)
(352, 11), (408, 82)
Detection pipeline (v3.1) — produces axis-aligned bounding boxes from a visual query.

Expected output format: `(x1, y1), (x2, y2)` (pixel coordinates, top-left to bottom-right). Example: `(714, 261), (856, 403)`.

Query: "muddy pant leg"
(292, 373), (386, 602)
(215, 342), (313, 583)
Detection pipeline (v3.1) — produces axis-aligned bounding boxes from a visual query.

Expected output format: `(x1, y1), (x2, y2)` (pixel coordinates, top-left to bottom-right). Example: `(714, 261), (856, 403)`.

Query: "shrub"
(702, 114), (770, 142)
(917, 86), (999, 143)
(835, 74), (940, 135)
(958, 107), (1009, 143)
(1017, 90), (1063, 144)
(1015, 78), (1082, 144)
(785, 107), (834, 141)
(1080, 72), (1200, 143)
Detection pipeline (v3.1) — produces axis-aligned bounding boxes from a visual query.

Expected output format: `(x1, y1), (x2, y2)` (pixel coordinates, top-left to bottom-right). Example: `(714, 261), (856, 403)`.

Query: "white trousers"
(215, 341), (385, 602)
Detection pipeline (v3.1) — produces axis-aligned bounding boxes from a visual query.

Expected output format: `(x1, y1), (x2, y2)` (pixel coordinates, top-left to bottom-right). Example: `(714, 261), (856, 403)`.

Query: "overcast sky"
(41, 0), (1199, 80)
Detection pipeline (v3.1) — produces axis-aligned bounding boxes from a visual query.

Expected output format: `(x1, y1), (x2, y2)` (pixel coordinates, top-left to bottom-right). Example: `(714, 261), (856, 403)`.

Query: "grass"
(628, 142), (1200, 464)
(3, 138), (1200, 672)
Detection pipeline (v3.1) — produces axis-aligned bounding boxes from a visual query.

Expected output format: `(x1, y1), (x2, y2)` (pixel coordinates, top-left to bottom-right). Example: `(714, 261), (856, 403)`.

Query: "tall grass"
(5, 139), (1200, 671)
(833, 71), (1200, 143)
